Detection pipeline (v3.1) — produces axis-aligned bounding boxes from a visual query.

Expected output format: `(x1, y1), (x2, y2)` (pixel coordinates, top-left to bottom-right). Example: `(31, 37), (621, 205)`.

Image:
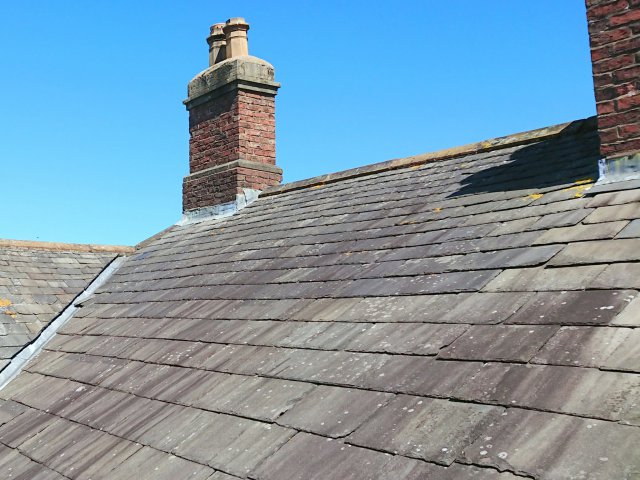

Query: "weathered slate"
(348, 395), (504, 465)
(463, 408), (640, 479)
(277, 385), (394, 437)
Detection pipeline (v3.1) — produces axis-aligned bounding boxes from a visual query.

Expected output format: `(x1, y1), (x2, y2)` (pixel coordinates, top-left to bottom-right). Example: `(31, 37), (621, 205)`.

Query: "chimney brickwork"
(586, 0), (640, 159)
(182, 18), (282, 214)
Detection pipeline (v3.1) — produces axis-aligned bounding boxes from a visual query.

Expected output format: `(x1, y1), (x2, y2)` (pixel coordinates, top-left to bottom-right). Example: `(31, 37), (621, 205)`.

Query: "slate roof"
(0, 117), (639, 479)
(0, 241), (129, 371)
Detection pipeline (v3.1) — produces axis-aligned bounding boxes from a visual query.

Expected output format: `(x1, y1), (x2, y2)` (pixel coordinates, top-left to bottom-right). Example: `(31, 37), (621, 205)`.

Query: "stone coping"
(262, 117), (597, 197)
(0, 239), (135, 254)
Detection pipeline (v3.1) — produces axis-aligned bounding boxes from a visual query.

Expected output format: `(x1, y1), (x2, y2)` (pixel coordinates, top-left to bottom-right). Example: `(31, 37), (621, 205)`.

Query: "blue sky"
(1, 1), (595, 246)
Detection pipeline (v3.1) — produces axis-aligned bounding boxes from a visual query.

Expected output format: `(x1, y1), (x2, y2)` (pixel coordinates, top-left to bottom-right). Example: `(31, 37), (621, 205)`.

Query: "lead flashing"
(596, 152), (640, 185)
(0, 255), (127, 391)
(178, 188), (261, 225)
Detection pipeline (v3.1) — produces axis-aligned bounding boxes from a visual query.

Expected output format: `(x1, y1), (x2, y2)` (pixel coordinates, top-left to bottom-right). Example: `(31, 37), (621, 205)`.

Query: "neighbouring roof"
(0, 117), (639, 479)
(0, 240), (132, 371)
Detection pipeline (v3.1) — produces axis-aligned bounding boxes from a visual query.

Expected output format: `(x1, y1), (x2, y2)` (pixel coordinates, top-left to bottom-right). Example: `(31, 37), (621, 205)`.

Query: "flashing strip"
(0, 255), (127, 391)
(177, 188), (261, 226)
(596, 153), (640, 185)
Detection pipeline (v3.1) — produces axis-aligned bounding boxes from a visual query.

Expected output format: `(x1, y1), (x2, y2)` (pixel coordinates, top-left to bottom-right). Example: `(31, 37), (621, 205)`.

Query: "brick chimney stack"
(182, 17), (282, 217)
(586, 0), (640, 165)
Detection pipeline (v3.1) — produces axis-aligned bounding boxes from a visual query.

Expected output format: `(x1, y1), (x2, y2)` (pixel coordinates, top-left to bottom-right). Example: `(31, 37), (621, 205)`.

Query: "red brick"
(588, 0), (629, 20)
(616, 93), (640, 109)
(592, 53), (636, 73)
(618, 123), (640, 136)
(610, 8), (640, 25)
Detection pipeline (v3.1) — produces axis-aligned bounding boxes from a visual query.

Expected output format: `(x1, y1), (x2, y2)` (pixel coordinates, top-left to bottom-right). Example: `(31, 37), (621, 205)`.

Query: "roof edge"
(0, 238), (135, 254)
(262, 116), (597, 197)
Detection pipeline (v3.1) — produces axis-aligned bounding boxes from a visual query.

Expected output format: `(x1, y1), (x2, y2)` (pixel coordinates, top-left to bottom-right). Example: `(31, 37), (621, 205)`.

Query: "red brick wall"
(188, 90), (276, 173)
(184, 86), (280, 212)
(586, 0), (640, 157)
(183, 165), (281, 211)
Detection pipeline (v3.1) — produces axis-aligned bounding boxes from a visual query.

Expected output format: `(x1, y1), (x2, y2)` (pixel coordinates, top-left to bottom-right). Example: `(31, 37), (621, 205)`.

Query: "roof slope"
(0, 242), (126, 371)
(1, 118), (640, 479)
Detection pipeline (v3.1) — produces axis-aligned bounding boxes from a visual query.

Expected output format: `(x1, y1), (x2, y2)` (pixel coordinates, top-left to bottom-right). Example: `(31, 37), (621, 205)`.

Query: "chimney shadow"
(448, 119), (600, 198)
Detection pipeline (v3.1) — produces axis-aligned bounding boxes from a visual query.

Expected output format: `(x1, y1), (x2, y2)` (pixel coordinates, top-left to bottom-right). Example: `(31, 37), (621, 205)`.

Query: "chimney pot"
(182, 19), (281, 216)
(223, 17), (250, 58)
(207, 23), (226, 66)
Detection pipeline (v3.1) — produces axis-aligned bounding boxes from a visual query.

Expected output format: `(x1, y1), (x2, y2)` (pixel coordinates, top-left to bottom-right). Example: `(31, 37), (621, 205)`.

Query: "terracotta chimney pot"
(223, 17), (250, 58)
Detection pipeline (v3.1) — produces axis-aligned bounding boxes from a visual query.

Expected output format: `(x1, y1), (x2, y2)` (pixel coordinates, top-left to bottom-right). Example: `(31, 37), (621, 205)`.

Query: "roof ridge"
(262, 116), (597, 197)
(0, 238), (135, 254)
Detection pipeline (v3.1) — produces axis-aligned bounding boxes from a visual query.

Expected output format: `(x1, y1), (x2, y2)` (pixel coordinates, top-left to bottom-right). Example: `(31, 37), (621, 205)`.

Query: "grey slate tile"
(483, 265), (608, 292)
(583, 202), (640, 223)
(438, 325), (559, 362)
(549, 238), (640, 265)
(586, 188), (640, 207)
(505, 290), (635, 325)
(611, 294), (640, 326)
(463, 408), (640, 480)
(277, 385), (394, 438)
(170, 411), (295, 477)
(532, 326), (640, 372)
(532, 221), (628, 244)
(452, 362), (640, 423)
(591, 262), (640, 289)
(348, 395), (504, 465)
(616, 218), (640, 238)
(106, 446), (216, 480)
(346, 323), (467, 355)
(18, 417), (142, 479)
(252, 431), (517, 480)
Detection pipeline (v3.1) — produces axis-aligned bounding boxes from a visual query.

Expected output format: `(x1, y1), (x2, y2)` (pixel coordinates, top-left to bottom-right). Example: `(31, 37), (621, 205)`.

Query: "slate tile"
(483, 265), (608, 292)
(587, 189), (640, 207)
(209, 473), (240, 480)
(532, 326), (640, 372)
(591, 262), (640, 289)
(0, 407), (56, 448)
(437, 292), (533, 324)
(583, 202), (640, 223)
(525, 208), (592, 230)
(463, 408), (640, 480)
(346, 323), (467, 355)
(438, 325), (559, 362)
(277, 322), (366, 350)
(344, 270), (500, 296)
(611, 294), (640, 326)
(170, 411), (295, 477)
(369, 356), (485, 398)
(252, 431), (461, 480)
(452, 363), (640, 423)
(348, 395), (504, 465)
(194, 375), (314, 422)
(0, 400), (27, 427)
(616, 218), (640, 238)
(135, 404), (207, 451)
(533, 221), (628, 244)
(488, 217), (541, 236)
(0, 445), (67, 480)
(506, 290), (635, 325)
(18, 417), (142, 479)
(549, 238), (640, 266)
(277, 385), (394, 438)
(105, 446), (215, 480)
